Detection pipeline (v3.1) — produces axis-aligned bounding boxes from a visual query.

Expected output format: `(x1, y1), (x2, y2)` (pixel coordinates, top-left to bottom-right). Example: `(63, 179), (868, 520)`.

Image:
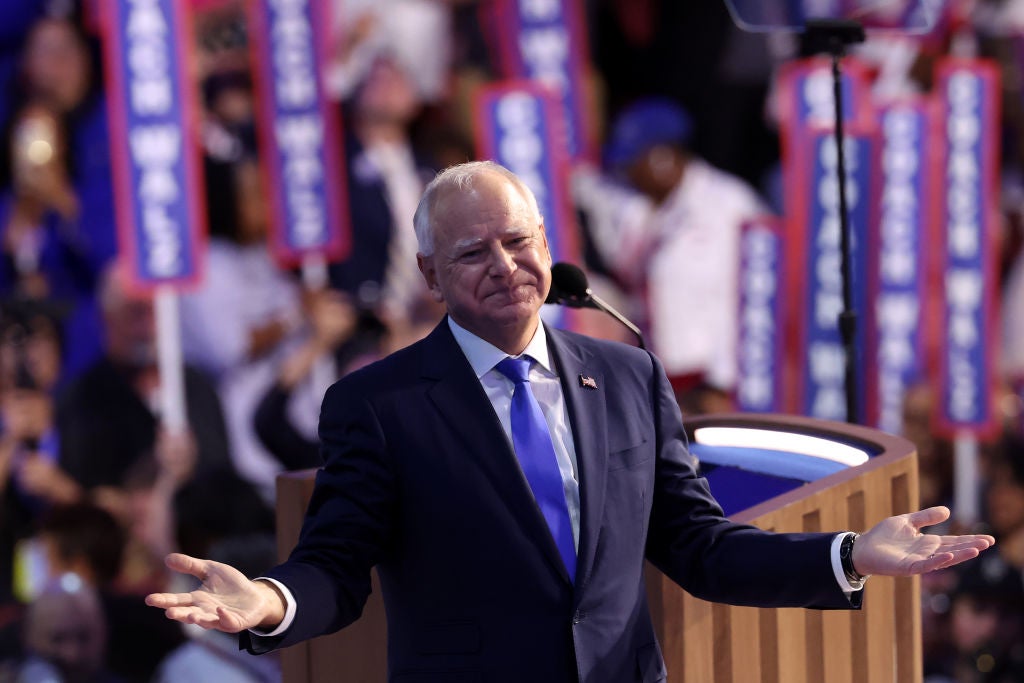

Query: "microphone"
(545, 262), (591, 307)
(546, 263), (646, 349)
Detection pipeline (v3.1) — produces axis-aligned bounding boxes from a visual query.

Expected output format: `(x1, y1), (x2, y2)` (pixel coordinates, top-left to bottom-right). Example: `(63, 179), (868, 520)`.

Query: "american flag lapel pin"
(579, 374), (598, 390)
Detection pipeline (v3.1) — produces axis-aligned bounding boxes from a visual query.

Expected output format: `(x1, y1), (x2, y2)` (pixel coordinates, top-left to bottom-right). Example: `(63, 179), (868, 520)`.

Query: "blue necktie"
(496, 356), (576, 582)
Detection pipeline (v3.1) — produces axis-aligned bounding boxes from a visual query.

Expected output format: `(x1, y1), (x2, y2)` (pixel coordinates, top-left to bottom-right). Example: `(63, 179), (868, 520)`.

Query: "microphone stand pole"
(805, 19), (865, 425)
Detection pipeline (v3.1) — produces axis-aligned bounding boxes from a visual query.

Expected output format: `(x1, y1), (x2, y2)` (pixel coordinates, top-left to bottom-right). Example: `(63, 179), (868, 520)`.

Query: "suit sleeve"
(642, 353), (857, 610)
(242, 380), (398, 653)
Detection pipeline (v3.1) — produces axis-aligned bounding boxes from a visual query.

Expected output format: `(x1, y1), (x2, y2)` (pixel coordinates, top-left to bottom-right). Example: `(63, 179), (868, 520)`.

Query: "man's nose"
(488, 246), (516, 276)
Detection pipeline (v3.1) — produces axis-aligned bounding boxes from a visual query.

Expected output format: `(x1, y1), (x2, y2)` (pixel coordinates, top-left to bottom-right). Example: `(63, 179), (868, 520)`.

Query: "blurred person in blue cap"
(574, 97), (768, 400)
(602, 98), (694, 198)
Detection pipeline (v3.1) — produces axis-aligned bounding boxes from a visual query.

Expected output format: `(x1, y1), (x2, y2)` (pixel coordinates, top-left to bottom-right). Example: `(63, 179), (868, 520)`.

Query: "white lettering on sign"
(802, 69), (838, 127)
(516, 0), (575, 151)
(125, 0), (173, 115)
(737, 227), (780, 411)
(807, 135), (860, 420)
(275, 113), (326, 246)
(520, 0), (560, 21)
(520, 28), (570, 92)
(495, 93), (550, 211)
(261, 0), (332, 251)
(130, 123), (183, 277)
(876, 107), (922, 434)
(943, 70), (986, 424)
(123, 0), (185, 278)
(269, 0), (316, 109)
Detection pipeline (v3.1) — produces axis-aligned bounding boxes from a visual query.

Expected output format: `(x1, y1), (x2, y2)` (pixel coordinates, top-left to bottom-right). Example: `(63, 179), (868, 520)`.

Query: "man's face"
(417, 172), (551, 352)
(356, 57), (420, 125)
(102, 274), (156, 369)
(22, 19), (91, 113)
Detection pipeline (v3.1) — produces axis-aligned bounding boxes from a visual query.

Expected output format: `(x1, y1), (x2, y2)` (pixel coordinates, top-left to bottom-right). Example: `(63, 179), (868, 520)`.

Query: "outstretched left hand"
(852, 506), (995, 577)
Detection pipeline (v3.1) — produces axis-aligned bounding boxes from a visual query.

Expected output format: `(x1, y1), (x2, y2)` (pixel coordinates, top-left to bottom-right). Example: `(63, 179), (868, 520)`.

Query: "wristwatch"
(839, 532), (866, 588)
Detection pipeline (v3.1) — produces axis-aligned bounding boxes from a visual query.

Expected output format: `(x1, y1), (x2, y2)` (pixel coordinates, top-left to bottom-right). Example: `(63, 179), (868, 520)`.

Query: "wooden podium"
(274, 413), (920, 683)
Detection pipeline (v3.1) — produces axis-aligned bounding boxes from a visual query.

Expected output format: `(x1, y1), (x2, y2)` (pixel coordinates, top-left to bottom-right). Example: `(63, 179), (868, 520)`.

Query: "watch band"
(839, 532), (866, 588)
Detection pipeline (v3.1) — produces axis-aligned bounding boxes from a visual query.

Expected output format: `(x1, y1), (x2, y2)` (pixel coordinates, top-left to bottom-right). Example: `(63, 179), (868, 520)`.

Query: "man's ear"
(417, 253), (445, 302)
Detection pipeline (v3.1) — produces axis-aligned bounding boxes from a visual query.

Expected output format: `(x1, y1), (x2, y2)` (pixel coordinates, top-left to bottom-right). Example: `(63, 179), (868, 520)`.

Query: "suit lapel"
(546, 327), (607, 595)
(421, 321), (571, 584)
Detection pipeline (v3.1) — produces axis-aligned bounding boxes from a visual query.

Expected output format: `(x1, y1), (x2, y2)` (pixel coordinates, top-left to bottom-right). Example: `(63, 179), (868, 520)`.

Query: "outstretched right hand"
(145, 553), (286, 633)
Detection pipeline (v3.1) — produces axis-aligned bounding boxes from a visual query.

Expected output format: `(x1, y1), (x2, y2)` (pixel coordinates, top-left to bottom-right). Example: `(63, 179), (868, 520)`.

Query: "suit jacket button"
(572, 612), (584, 625)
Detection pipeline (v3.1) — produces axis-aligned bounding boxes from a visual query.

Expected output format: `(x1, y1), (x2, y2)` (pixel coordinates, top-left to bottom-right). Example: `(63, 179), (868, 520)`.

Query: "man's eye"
(459, 249), (484, 260)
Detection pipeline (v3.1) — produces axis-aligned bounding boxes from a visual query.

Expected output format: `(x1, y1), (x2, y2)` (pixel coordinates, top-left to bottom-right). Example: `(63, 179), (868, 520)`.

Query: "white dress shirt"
(447, 317), (581, 549)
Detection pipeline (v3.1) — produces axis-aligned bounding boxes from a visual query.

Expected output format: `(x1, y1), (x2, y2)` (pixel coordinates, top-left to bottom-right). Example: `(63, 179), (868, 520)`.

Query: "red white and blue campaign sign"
(249, 0), (350, 267)
(474, 82), (580, 269)
(867, 101), (932, 435)
(778, 57), (874, 419)
(484, 0), (595, 162)
(736, 217), (786, 413)
(934, 60), (1000, 438)
(777, 58), (874, 135)
(777, 58), (873, 238)
(795, 128), (876, 422)
(103, 0), (205, 288)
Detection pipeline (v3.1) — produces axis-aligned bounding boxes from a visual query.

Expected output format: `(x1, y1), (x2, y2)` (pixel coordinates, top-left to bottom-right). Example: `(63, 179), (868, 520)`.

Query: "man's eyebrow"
(450, 227), (532, 252)
(451, 238), (483, 251)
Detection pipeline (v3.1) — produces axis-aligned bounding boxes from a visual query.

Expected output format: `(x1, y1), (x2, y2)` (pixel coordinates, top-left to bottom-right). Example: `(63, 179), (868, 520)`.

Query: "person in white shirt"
(574, 98), (768, 394)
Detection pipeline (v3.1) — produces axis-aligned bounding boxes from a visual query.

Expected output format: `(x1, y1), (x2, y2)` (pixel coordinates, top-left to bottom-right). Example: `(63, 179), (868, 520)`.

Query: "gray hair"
(412, 161), (542, 256)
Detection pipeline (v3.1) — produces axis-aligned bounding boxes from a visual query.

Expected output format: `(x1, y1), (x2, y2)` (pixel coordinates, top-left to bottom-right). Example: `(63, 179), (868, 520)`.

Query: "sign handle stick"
(953, 430), (979, 527)
(302, 254), (336, 394)
(155, 286), (187, 433)
(301, 253), (328, 291)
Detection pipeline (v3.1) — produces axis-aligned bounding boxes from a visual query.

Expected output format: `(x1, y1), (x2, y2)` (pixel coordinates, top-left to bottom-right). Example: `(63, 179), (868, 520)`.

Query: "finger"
(192, 609), (237, 631)
(915, 547), (982, 574)
(937, 534), (996, 548)
(164, 606), (209, 623)
(215, 606), (247, 633)
(906, 506), (950, 530)
(908, 552), (957, 575)
(935, 538), (995, 553)
(165, 553), (209, 581)
(145, 592), (194, 608)
(930, 548), (981, 571)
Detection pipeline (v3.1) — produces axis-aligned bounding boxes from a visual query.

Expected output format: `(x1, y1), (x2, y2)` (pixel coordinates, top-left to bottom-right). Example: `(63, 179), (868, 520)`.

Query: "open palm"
(145, 553), (284, 633)
(853, 506), (995, 577)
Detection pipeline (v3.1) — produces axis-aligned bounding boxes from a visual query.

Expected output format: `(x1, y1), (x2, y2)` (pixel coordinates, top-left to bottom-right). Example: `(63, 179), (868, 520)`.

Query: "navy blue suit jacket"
(243, 320), (855, 682)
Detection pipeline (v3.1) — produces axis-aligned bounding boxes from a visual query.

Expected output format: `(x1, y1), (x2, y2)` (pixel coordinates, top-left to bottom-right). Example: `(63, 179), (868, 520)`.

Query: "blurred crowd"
(0, 0), (1021, 681)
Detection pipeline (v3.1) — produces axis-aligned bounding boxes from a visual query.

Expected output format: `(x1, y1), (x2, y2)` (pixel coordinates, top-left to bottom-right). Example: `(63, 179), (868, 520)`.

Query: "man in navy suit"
(147, 162), (994, 682)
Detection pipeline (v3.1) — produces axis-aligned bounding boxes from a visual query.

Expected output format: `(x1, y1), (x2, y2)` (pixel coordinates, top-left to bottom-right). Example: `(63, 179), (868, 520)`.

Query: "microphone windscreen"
(545, 285), (562, 305)
(550, 263), (590, 298)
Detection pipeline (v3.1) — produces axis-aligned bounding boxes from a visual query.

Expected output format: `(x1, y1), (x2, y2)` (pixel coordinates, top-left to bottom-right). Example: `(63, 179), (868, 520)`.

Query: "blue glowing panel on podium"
(690, 426), (878, 515)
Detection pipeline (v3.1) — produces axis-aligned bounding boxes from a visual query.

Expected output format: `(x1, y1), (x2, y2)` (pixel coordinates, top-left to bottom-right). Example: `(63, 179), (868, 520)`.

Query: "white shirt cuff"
(830, 533), (866, 594)
(248, 577), (297, 637)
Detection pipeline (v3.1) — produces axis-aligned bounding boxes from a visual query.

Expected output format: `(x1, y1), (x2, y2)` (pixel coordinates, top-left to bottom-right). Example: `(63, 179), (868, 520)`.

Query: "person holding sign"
(147, 162), (994, 682)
